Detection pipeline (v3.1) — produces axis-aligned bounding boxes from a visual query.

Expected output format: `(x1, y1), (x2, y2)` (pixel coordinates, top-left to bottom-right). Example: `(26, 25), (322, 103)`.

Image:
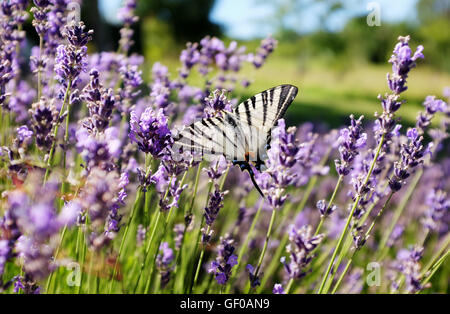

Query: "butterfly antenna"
(247, 168), (265, 199)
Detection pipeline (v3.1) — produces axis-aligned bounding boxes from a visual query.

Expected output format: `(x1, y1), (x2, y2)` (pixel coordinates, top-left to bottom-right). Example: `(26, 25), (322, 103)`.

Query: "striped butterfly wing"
(234, 84), (298, 132)
(232, 84), (299, 165)
(171, 85), (299, 165)
(171, 114), (248, 162)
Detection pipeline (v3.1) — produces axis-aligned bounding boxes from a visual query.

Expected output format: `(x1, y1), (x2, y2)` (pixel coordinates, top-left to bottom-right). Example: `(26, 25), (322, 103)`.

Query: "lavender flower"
(256, 119), (301, 208)
(81, 69), (118, 133)
(335, 115), (367, 176)
(389, 128), (428, 192)
(0, 0), (28, 107)
(392, 246), (425, 293)
(316, 199), (337, 217)
(173, 224), (185, 251)
(29, 97), (59, 152)
(246, 264), (261, 288)
(208, 235), (238, 285)
(250, 36), (277, 68)
(281, 225), (324, 280)
(416, 96), (447, 134)
(376, 36), (424, 142)
(129, 107), (173, 158)
(204, 185), (225, 226)
(387, 36), (424, 95)
(204, 89), (233, 118)
(31, 0), (51, 38)
(55, 21), (93, 93)
(78, 168), (128, 250)
(16, 125), (33, 146)
(421, 188), (449, 232)
(273, 283), (285, 294)
(75, 127), (121, 170)
(118, 0), (139, 54)
(156, 242), (174, 288)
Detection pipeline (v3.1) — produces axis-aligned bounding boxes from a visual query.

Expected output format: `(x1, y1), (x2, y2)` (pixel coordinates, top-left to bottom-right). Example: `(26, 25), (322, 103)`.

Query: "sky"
(99, 0), (419, 40)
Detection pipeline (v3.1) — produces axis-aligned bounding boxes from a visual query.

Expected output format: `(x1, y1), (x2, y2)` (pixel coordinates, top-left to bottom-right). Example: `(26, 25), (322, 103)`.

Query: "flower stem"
(247, 207), (277, 293)
(43, 80), (72, 185)
(108, 188), (143, 293)
(378, 169), (423, 260)
(314, 175), (344, 236)
(225, 199), (264, 294)
(317, 133), (385, 294)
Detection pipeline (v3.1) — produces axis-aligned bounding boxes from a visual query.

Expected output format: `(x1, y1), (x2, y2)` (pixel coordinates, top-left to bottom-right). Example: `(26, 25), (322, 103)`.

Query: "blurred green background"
(82, 0), (450, 127)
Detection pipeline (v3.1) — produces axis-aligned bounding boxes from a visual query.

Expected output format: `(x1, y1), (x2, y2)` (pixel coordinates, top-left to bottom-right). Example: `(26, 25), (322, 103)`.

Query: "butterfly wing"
(171, 85), (299, 165)
(171, 114), (247, 162)
(233, 84), (299, 166)
(234, 84), (299, 132)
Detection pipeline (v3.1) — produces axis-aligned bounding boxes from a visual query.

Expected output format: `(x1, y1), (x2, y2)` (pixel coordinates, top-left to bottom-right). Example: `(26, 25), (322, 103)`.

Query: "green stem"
(192, 225), (210, 293)
(314, 175), (343, 236)
(108, 189), (143, 293)
(225, 199), (264, 294)
(45, 224), (68, 292)
(418, 250), (449, 292)
(285, 278), (294, 294)
(317, 133), (385, 294)
(189, 180), (214, 293)
(248, 208), (277, 293)
(43, 80), (72, 185)
(378, 169), (423, 259)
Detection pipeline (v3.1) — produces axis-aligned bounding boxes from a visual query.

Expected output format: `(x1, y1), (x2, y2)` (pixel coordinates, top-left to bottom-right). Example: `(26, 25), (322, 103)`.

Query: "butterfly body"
(172, 84), (299, 196)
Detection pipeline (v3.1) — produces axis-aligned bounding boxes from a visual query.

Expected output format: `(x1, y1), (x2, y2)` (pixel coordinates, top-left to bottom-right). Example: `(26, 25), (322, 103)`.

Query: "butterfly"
(172, 84), (299, 197)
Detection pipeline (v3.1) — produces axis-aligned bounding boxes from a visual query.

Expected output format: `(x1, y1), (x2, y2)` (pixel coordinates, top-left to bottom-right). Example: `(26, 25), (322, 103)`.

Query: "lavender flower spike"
(129, 106), (173, 158)
(335, 115), (367, 176)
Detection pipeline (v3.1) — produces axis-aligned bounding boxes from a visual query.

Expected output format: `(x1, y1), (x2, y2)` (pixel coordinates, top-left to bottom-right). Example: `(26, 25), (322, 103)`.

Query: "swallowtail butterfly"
(172, 84), (299, 196)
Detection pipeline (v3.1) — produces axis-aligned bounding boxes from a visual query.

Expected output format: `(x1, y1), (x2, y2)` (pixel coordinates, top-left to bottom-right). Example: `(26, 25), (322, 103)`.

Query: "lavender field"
(0, 0), (449, 295)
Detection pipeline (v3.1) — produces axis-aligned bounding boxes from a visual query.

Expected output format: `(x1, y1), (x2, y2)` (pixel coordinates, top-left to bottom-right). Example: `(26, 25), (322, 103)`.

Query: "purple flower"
(31, 0), (51, 38)
(246, 264), (261, 288)
(129, 107), (173, 157)
(9, 81), (36, 123)
(173, 224), (185, 251)
(416, 96), (447, 133)
(204, 185), (225, 226)
(136, 224), (146, 247)
(180, 42), (201, 72)
(335, 115), (367, 176)
(81, 69), (118, 133)
(250, 36), (277, 68)
(16, 125), (33, 146)
(205, 155), (229, 181)
(156, 242), (174, 288)
(316, 199), (337, 217)
(388, 36), (424, 95)
(55, 21), (93, 92)
(273, 283), (285, 294)
(75, 127), (121, 170)
(118, 0), (139, 53)
(29, 97), (59, 152)
(203, 89), (233, 118)
(392, 246), (424, 293)
(78, 168), (128, 250)
(281, 225), (324, 280)
(389, 128), (427, 192)
(421, 188), (449, 232)
(208, 235), (238, 285)
(0, 0), (28, 107)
